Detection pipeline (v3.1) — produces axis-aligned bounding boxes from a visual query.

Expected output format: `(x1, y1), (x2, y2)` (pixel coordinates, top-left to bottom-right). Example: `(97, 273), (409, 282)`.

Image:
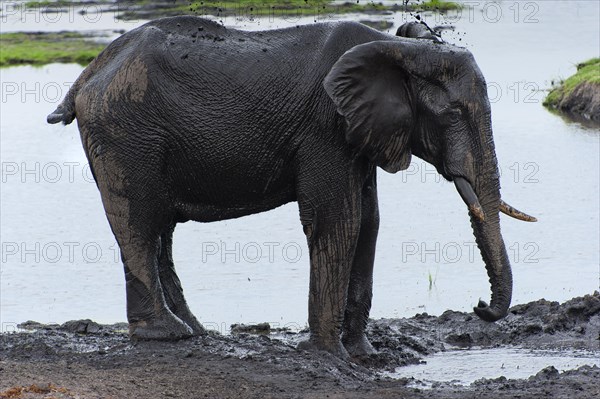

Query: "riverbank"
(544, 58), (600, 123)
(20, 0), (462, 21)
(2, 293), (598, 398)
(0, 32), (108, 67)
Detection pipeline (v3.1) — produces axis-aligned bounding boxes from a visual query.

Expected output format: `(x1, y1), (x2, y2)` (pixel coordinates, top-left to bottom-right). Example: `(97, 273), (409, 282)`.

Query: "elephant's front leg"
(297, 195), (362, 358)
(342, 172), (379, 357)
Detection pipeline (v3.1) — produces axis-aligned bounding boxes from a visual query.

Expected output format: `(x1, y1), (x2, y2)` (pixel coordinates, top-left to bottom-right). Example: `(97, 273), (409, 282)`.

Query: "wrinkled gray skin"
(48, 17), (521, 359)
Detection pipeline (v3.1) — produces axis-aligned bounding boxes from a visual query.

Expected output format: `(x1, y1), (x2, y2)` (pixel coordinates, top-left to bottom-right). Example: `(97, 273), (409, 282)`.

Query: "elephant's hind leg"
(158, 224), (205, 335)
(111, 220), (194, 340)
(92, 155), (193, 340)
(121, 235), (193, 340)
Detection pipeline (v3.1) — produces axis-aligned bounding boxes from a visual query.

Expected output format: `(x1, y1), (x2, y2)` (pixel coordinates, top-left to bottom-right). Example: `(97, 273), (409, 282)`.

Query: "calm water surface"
(388, 347), (600, 386)
(1, 2), (598, 336)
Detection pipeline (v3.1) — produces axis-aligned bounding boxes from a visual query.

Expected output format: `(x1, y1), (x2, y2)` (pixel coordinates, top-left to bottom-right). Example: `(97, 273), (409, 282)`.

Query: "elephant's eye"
(447, 109), (462, 124)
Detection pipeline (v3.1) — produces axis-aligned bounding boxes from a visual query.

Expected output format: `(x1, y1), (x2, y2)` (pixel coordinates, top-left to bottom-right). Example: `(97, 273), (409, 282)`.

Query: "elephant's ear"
(324, 41), (414, 173)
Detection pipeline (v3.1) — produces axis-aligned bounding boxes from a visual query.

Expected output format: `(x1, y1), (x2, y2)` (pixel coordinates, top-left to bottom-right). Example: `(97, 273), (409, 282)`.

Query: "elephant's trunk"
(454, 176), (512, 322)
(454, 175), (512, 321)
(458, 120), (513, 322)
(469, 193), (513, 322)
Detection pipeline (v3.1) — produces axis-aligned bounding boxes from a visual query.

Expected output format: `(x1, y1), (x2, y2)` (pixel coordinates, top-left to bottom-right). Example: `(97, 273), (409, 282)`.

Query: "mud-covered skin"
(2, 295), (598, 398)
(48, 16), (532, 354)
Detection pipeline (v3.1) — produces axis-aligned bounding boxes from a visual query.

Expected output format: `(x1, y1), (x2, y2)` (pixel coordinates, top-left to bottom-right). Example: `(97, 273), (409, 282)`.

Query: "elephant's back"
(128, 16), (390, 93)
(72, 17), (390, 155)
(74, 17), (388, 122)
(74, 18), (329, 124)
(140, 17), (339, 89)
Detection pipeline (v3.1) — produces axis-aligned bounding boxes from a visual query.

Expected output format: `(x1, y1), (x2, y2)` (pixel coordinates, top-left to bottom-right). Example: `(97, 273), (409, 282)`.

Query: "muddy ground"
(1, 292), (599, 398)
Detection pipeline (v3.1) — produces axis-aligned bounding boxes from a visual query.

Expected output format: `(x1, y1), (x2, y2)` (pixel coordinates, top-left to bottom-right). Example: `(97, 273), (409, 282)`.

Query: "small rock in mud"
(533, 365), (559, 380)
(445, 332), (473, 347)
(60, 319), (102, 334)
(230, 322), (271, 335)
(17, 320), (58, 331)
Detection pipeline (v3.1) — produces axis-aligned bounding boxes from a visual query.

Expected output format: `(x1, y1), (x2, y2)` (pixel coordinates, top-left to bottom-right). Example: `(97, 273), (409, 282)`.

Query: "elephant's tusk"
(499, 200), (538, 222)
(454, 177), (485, 222)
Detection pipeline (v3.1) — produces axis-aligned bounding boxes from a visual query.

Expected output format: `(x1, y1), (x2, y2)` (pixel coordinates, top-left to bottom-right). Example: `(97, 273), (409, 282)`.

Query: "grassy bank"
(23, 0), (462, 19)
(420, 0), (461, 11)
(544, 58), (600, 107)
(170, 0), (461, 18)
(184, 0), (384, 16)
(23, 0), (79, 6)
(185, 0), (460, 15)
(543, 58), (600, 121)
(0, 32), (106, 67)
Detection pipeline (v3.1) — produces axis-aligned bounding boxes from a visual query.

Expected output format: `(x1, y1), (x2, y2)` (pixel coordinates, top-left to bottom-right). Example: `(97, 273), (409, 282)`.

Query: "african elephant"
(396, 21), (443, 42)
(47, 16), (536, 359)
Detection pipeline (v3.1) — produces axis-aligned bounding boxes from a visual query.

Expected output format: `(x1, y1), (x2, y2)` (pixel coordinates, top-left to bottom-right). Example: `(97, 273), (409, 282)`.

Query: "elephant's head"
(324, 39), (536, 322)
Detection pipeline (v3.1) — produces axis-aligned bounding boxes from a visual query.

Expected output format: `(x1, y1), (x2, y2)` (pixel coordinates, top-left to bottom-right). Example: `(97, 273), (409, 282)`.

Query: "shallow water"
(387, 347), (600, 386)
(1, 2), (599, 336)
(0, 0), (143, 34)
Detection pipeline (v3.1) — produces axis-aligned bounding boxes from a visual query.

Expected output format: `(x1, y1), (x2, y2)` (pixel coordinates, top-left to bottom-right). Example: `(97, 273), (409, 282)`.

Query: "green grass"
(23, 0), (461, 16)
(0, 32), (106, 67)
(420, 0), (462, 11)
(24, 1), (55, 6)
(544, 58), (600, 107)
(182, 0), (388, 16)
(427, 269), (438, 291)
(24, 0), (83, 7)
(183, 0), (461, 16)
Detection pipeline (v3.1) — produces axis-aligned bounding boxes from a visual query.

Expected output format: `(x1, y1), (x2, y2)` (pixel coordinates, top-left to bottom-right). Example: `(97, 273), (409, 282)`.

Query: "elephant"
(396, 21), (444, 43)
(47, 16), (536, 359)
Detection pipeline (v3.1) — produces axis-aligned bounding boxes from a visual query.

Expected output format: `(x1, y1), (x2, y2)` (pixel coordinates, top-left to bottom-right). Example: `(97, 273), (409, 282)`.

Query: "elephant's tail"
(47, 99), (76, 125)
(47, 54), (101, 125)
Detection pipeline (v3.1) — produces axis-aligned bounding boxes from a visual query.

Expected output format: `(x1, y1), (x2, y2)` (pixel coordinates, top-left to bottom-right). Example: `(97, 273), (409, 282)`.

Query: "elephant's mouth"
(452, 177), (537, 223)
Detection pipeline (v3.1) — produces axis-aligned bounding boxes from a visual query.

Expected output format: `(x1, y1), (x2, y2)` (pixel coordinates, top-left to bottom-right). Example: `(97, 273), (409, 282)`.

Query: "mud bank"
(544, 58), (600, 123)
(1, 293), (599, 398)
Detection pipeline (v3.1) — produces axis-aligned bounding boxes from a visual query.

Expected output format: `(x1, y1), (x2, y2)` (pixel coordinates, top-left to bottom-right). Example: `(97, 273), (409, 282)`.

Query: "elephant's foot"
(129, 313), (194, 341)
(171, 306), (206, 336)
(297, 337), (350, 360)
(342, 334), (377, 357)
(179, 314), (205, 336)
